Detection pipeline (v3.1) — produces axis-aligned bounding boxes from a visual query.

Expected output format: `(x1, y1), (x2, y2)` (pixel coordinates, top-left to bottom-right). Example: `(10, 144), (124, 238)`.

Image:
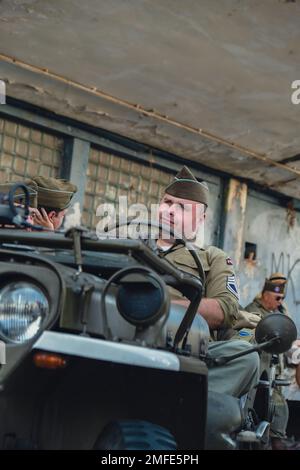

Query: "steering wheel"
(103, 219), (206, 282)
(102, 219), (205, 350)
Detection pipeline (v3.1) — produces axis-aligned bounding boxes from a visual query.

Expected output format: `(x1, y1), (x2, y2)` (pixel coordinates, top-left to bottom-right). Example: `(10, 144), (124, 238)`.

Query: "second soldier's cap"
(32, 176), (78, 210)
(164, 166), (209, 207)
(263, 272), (287, 294)
(269, 272), (287, 283)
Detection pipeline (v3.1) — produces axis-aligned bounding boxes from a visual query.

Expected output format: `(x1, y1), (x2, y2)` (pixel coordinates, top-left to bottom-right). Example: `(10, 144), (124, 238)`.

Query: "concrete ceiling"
(0, 0), (300, 198)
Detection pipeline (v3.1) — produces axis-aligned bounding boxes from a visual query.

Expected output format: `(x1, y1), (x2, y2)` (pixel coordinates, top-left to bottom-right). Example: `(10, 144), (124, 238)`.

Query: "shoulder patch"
(239, 330), (252, 337)
(226, 275), (239, 299)
(226, 257), (233, 265)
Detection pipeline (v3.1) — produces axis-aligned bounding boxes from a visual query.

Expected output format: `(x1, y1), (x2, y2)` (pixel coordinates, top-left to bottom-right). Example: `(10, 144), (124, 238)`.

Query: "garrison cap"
(31, 176), (77, 210)
(0, 179), (38, 208)
(165, 166), (209, 207)
(269, 272), (287, 283)
(263, 272), (287, 294)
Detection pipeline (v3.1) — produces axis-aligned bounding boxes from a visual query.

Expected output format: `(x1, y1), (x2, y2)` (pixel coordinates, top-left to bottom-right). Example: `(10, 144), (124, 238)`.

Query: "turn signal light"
(33, 352), (67, 369)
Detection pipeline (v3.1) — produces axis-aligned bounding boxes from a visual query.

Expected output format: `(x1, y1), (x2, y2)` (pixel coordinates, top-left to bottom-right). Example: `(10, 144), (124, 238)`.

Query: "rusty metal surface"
(0, 0), (300, 199)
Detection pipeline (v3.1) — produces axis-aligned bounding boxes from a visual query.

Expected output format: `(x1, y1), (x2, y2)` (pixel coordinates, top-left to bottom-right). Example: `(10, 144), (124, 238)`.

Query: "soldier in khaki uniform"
(245, 273), (290, 450)
(0, 176), (77, 231)
(157, 166), (259, 398)
(27, 176), (77, 231)
(245, 273), (288, 319)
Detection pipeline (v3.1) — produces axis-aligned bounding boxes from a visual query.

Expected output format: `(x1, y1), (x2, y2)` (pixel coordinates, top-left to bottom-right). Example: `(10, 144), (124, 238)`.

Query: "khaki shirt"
(162, 244), (239, 328)
(245, 297), (289, 319)
(245, 298), (271, 319)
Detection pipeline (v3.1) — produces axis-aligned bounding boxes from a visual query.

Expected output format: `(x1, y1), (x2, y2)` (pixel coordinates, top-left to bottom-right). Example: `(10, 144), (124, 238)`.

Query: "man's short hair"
(38, 206), (62, 214)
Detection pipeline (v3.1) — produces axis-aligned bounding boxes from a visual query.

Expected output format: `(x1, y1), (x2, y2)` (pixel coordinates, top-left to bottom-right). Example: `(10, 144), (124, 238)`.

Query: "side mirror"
(255, 313), (297, 354)
(209, 314), (297, 368)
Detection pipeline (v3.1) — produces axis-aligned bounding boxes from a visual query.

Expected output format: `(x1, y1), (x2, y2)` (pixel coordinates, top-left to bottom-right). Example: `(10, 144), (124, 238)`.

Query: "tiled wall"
(83, 146), (173, 228)
(0, 117), (63, 183)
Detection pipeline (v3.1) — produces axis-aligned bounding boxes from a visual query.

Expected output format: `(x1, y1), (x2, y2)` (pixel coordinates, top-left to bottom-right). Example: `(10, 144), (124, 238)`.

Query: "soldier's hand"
(233, 310), (261, 330)
(30, 208), (55, 231)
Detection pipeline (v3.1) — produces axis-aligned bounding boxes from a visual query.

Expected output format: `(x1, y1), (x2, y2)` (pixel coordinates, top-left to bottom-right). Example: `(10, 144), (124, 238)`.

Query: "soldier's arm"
(172, 249), (239, 329)
(244, 302), (262, 316)
(172, 297), (224, 329)
(197, 298), (224, 329)
(202, 248), (239, 329)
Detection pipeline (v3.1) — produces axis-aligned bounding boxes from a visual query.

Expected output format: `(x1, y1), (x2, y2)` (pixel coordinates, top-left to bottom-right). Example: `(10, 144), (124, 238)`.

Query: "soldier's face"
(48, 209), (66, 229)
(262, 291), (285, 311)
(158, 193), (205, 240)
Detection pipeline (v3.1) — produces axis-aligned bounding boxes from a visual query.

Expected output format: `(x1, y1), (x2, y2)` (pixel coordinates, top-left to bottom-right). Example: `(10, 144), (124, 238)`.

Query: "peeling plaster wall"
(223, 179), (247, 267)
(237, 189), (300, 333)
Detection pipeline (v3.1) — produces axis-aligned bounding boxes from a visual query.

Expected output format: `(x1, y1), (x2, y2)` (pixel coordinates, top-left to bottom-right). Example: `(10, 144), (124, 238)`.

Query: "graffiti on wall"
(271, 252), (300, 309)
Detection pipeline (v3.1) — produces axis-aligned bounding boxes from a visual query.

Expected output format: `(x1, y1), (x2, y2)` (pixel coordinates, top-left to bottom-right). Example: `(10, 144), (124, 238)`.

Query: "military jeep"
(0, 190), (212, 450)
(0, 186), (297, 450)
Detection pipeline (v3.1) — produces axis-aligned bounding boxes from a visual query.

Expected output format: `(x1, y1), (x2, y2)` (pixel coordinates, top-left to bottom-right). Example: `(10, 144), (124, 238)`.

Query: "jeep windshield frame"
(0, 229), (203, 349)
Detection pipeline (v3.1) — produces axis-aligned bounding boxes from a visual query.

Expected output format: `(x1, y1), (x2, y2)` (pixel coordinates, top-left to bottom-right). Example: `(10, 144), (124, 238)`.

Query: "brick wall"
(0, 117), (63, 183)
(83, 147), (173, 228)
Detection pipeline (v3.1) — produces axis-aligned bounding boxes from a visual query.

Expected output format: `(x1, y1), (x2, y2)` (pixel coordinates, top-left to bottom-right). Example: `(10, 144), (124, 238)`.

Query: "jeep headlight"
(0, 281), (49, 343)
(115, 268), (169, 328)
